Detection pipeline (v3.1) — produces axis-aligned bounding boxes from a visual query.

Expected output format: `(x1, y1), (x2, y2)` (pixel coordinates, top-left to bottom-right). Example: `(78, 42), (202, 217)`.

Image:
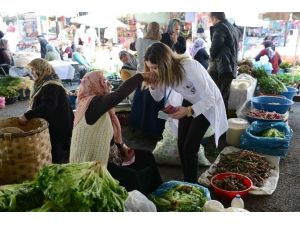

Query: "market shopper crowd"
(2, 11), (289, 200)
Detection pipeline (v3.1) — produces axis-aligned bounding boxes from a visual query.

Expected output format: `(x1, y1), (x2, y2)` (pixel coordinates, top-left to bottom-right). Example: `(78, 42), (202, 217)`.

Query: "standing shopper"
(208, 12), (239, 113)
(144, 43), (228, 183)
(189, 38), (209, 69)
(131, 21), (165, 138)
(19, 58), (74, 163)
(161, 18), (186, 54)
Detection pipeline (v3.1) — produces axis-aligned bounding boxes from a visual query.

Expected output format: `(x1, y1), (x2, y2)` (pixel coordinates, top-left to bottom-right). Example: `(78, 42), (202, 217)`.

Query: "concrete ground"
(1, 99), (299, 212)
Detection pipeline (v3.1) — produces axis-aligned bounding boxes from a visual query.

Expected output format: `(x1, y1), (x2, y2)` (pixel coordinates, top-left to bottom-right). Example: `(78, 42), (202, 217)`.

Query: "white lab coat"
(149, 58), (228, 147)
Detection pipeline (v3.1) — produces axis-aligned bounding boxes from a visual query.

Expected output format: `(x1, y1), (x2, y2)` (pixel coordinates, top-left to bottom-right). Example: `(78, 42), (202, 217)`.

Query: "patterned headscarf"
(189, 38), (206, 58)
(28, 58), (63, 108)
(74, 70), (122, 143)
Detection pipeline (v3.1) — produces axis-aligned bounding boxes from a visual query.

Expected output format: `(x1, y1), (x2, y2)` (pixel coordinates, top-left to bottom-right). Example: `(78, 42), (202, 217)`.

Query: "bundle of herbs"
(252, 67), (287, 95)
(212, 150), (273, 187)
(36, 161), (128, 212)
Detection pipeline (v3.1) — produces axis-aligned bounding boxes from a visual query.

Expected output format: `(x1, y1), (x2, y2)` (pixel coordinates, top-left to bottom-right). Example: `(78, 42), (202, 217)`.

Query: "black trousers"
(107, 149), (162, 195)
(177, 100), (210, 183)
(210, 71), (233, 113)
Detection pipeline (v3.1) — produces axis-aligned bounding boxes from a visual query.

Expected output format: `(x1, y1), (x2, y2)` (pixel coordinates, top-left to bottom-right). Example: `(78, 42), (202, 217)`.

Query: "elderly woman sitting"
(69, 70), (162, 195)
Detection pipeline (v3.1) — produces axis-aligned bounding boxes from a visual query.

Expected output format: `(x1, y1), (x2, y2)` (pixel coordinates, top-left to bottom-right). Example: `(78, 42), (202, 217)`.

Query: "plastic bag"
(149, 180), (211, 212)
(153, 123), (212, 166)
(240, 121), (293, 157)
(124, 190), (157, 212)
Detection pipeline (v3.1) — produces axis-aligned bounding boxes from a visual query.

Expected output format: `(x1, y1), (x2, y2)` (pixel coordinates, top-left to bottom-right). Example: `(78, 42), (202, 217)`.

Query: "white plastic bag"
(124, 190), (157, 212)
(153, 123), (212, 166)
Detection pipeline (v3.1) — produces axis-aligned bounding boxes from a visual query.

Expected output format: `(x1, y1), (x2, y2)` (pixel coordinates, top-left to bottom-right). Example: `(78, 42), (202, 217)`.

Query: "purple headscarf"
(189, 38), (206, 58)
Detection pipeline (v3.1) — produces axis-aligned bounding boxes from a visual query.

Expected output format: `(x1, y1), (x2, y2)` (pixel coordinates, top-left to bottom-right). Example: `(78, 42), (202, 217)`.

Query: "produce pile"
(212, 150), (273, 187)
(0, 161), (128, 212)
(246, 110), (284, 120)
(258, 128), (285, 139)
(253, 68), (288, 95)
(213, 175), (248, 191)
(237, 59), (253, 75)
(276, 73), (300, 86)
(149, 182), (208, 212)
(0, 76), (33, 98)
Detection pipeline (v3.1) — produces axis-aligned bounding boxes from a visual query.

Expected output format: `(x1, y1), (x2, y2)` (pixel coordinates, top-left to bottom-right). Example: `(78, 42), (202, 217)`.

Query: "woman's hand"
(141, 71), (158, 88)
(168, 106), (190, 119)
(18, 115), (28, 125)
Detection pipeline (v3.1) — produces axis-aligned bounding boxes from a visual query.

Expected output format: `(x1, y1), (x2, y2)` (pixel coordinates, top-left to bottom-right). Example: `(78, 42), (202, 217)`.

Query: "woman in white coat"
(144, 42), (228, 183)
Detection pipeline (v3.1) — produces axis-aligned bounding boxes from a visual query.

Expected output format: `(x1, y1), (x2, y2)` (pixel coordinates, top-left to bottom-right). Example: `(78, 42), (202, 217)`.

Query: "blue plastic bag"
(149, 180), (211, 212)
(240, 121), (293, 157)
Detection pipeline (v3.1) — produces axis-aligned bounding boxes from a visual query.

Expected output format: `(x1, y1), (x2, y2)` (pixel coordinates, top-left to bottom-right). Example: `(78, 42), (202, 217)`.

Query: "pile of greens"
(0, 181), (44, 212)
(0, 76), (23, 98)
(259, 128), (285, 139)
(253, 67), (288, 95)
(149, 184), (208, 212)
(0, 161), (128, 212)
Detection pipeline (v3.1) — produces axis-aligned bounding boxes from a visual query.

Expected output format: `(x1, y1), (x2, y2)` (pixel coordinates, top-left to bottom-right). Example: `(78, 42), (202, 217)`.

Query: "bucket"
(226, 118), (249, 147)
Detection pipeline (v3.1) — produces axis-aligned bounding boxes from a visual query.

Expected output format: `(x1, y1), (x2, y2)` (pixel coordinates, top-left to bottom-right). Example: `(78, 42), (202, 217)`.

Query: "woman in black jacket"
(19, 58), (74, 163)
(208, 12), (239, 113)
(161, 18), (186, 54)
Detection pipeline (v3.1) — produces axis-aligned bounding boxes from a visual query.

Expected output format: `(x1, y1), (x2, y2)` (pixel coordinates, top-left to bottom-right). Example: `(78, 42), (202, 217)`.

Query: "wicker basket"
(0, 117), (52, 185)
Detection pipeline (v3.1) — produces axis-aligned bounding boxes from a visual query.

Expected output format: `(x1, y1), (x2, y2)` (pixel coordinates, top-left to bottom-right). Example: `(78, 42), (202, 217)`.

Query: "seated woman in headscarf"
(45, 44), (61, 61)
(19, 58), (74, 163)
(189, 38), (209, 70)
(119, 50), (137, 81)
(69, 70), (162, 195)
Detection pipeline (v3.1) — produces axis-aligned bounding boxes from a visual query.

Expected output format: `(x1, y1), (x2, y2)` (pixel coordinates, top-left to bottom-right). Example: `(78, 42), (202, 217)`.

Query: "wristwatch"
(186, 106), (194, 117)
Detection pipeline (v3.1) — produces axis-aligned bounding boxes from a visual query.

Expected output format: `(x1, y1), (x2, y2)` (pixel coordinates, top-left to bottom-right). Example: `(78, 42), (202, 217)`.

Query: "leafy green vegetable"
(0, 76), (22, 87)
(37, 161), (128, 212)
(149, 184), (207, 212)
(0, 86), (19, 98)
(0, 181), (44, 212)
(259, 128), (285, 138)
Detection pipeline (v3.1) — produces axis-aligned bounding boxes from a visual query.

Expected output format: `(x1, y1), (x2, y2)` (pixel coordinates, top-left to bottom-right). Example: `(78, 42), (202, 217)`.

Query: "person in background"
(144, 42), (227, 183)
(255, 40), (282, 74)
(37, 35), (49, 59)
(45, 44), (61, 61)
(72, 45), (91, 78)
(119, 50), (137, 81)
(161, 18), (186, 54)
(131, 21), (165, 138)
(208, 12), (239, 113)
(189, 38), (209, 70)
(19, 58), (74, 163)
(0, 30), (4, 39)
(0, 39), (14, 75)
(69, 70), (162, 195)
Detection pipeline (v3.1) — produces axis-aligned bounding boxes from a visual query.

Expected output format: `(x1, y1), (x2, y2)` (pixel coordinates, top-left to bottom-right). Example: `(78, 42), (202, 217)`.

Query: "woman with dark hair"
(208, 12), (239, 113)
(0, 39), (14, 75)
(19, 58), (74, 163)
(144, 42), (227, 183)
(161, 18), (186, 54)
(255, 40), (282, 74)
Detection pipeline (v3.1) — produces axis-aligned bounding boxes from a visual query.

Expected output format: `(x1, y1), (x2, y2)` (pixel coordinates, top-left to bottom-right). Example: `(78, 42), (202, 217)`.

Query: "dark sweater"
(25, 84), (74, 143)
(161, 32), (186, 54)
(86, 73), (143, 125)
(194, 48), (209, 69)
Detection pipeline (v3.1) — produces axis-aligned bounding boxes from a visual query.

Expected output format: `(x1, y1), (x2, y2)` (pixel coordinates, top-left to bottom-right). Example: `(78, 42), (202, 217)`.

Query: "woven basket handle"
(3, 133), (12, 141)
